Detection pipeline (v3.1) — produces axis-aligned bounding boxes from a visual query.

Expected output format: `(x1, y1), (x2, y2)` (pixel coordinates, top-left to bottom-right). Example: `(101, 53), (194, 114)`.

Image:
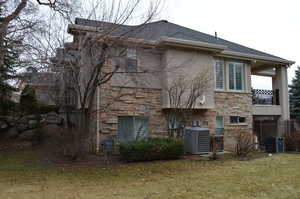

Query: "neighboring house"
(63, 18), (294, 151)
(18, 72), (57, 105)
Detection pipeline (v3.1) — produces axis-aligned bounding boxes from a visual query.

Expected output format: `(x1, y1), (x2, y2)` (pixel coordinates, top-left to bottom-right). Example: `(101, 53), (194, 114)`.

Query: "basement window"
(230, 116), (246, 124)
(118, 116), (149, 143)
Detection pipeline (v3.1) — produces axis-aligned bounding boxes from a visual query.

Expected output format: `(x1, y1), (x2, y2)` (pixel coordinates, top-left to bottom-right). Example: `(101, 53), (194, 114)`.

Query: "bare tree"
(166, 70), (211, 138)
(50, 0), (163, 159)
(0, 0), (77, 68)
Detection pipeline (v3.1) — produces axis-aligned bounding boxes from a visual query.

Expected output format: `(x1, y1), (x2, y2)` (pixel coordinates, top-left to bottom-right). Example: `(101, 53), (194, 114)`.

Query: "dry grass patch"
(0, 150), (300, 199)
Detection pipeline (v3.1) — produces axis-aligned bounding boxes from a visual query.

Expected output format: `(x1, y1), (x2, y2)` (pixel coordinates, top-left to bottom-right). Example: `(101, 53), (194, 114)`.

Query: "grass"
(0, 150), (300, 199)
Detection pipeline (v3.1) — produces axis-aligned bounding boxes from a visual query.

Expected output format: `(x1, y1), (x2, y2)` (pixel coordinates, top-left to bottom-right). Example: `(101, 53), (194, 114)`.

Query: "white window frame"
(216, 116), (224, 135)
(125, 48), (138, 73)
(126, 48), (137, 59)
(229, 116), (246, 124)
(214, 60), (225, 90)
(228, 62), (245, 92)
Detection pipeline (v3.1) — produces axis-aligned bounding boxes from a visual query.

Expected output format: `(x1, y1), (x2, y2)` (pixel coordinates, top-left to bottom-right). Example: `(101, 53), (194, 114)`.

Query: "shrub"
(285, 132), (300, 152)
(236, 131), (256, 158)
(119, 137), (184, 162)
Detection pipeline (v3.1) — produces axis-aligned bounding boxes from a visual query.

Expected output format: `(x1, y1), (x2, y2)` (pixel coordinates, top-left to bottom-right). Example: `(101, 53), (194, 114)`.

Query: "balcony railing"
(252, 89), (280, 105)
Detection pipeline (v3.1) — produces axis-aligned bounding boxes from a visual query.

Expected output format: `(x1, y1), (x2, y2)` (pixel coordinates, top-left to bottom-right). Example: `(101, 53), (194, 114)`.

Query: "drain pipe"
(96, 85), (100, 153)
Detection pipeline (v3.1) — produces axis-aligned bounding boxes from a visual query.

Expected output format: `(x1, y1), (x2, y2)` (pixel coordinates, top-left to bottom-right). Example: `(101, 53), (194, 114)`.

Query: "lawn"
(0, 150), (300, 199)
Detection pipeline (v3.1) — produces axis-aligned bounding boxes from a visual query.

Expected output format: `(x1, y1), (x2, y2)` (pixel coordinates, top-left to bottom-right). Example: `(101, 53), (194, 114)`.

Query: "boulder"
(16, 123), (29, 132)
(17, 129), (36, 141)
(41, 124), (62, 138)
(5, 128), (19, 139)
(28, 120), (38, 129)
(43, 112), (63, 125)
(0, 120), (8, 131)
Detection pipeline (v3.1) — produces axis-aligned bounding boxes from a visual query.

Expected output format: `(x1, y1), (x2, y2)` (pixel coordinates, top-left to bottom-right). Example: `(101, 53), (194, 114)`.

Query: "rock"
(17, 129), (36, 141)
(0, 120), (8, 131)
(26, 115), (38, 120)
(16, 123), (28, 132)
(41, 124), (62, 138)
(28, 120), (38, 129)
(43, 112), (63, 125)
(18, 116), (28, 124)
(46, 118), (63, 125)
(5, 128), (19, 139)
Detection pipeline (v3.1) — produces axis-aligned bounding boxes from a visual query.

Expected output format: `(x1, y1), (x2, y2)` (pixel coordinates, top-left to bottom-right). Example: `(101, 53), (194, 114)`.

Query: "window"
(118, 116), (149, 142)
(215, 60), (225, 90)
(125, 48), (137, 72)
(216, 116), (224, 135)
(229, 62), (244, 91)
(230, 116), (246, 124)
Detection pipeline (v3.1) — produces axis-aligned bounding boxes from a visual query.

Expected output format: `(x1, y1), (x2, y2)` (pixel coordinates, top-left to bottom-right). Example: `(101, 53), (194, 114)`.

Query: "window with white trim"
(216, 116), (224, 135)
(215, 60), (225, 90)
(230, 116), (246, 124)
(228, 62), (245, 91)
(125, 48), (138, 73)
(118, 116), (149, 142)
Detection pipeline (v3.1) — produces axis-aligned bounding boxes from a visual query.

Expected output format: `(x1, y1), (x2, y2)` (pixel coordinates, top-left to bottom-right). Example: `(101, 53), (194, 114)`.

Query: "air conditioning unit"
(184, 127), (210, 154)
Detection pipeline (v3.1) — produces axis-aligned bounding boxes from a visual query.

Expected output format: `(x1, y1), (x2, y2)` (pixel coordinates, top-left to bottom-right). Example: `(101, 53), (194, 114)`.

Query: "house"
(18, 71), (57, 105)
(63, 18), (294, 151)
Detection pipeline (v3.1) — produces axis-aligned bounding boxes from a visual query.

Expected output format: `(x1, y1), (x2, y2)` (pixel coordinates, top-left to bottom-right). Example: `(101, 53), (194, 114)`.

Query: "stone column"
(273, 66), (290, 136)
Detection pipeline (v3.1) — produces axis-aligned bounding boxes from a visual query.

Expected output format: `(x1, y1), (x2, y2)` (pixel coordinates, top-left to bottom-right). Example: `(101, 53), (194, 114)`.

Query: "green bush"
(119, 137), (184, 162)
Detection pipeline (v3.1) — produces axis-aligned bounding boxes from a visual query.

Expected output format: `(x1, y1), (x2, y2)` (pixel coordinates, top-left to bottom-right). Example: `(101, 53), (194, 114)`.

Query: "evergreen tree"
(289, 66), (300, 118)
(0, 36), (22, 98)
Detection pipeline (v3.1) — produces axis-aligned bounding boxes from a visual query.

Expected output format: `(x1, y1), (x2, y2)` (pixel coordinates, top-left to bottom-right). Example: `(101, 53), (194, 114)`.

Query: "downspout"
(96, 85), (100, 153)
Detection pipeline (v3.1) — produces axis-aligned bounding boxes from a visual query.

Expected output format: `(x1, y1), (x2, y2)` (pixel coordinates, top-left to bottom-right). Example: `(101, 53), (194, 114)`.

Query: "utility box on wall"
(184, 127), (210, 154)
(276, 137), (285, 153)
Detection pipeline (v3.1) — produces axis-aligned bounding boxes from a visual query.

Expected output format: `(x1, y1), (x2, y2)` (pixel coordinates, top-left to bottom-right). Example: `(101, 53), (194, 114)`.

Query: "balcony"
(252, 89), (280, 105)
(252, 89), (281, 116)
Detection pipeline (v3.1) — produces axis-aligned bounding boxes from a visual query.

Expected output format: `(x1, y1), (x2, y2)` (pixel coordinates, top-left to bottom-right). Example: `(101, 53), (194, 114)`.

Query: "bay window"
(214, 60), (245, 92)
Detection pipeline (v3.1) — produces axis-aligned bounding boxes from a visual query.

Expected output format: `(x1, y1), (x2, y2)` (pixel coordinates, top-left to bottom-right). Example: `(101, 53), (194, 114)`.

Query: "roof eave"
(220, 50), (295, 66)
(68, 24), (101, 34)
(157, 37), (227, 53)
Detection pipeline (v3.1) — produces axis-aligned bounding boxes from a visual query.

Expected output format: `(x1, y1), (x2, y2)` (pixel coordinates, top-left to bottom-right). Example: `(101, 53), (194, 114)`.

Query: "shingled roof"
(74, 18), (291, 64)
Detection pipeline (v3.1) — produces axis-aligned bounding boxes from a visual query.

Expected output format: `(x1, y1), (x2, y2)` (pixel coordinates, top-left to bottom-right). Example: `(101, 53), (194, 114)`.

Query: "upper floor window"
(228, 62), (245, 91)
(125, 48), (137, 72)
(215, 60), (225, 90)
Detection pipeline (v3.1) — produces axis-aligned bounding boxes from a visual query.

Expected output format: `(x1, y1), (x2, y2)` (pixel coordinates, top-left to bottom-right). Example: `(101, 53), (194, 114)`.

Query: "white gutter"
(220, 50), (295, 66)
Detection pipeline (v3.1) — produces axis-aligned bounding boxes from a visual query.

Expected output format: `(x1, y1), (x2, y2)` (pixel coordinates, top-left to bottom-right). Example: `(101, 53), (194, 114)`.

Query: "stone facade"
(97, 85), (253, 151)
(98, 86), (167, 141)
(214, 91), (253, 151)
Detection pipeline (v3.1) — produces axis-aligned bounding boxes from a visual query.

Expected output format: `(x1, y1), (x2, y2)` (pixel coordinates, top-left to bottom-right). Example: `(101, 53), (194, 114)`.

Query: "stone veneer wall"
(96, 85), (253, 151)
(98, 86), (167, 141)
(214, 91), (253, 151)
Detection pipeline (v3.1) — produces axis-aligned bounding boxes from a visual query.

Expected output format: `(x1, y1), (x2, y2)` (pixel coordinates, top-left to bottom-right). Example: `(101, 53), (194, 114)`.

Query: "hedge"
(119, 137), (184, 162)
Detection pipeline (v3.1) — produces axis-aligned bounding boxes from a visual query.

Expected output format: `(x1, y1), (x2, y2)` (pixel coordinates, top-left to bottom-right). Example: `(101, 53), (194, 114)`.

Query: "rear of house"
(66, 18), (294, 151)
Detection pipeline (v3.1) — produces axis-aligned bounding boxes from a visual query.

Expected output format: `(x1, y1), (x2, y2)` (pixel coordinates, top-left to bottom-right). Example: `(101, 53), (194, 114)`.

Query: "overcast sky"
(160, 0), (299, 89)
